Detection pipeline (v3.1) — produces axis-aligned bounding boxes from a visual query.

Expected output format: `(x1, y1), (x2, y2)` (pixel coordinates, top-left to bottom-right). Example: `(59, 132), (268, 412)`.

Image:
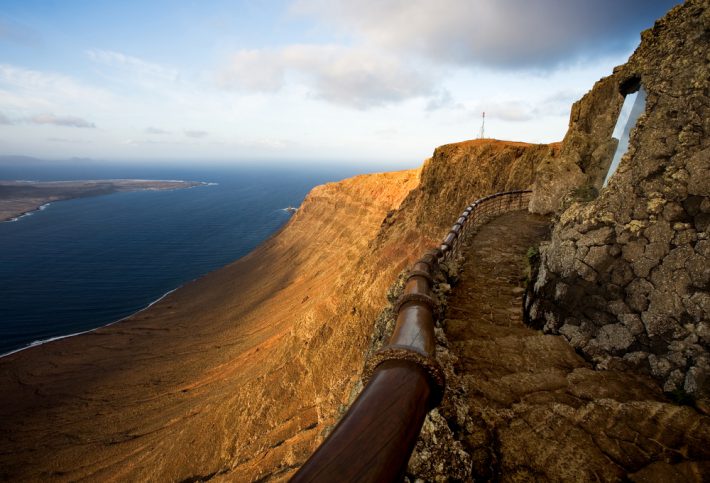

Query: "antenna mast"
(479, 111), (485, 139)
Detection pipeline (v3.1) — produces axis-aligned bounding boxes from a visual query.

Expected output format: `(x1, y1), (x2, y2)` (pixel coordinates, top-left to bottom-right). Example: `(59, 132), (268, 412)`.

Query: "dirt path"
(443, 211), (710, 481)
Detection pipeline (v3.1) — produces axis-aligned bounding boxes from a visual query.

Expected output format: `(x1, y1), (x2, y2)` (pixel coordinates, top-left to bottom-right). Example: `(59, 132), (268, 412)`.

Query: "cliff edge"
(0, 139), (551, 480)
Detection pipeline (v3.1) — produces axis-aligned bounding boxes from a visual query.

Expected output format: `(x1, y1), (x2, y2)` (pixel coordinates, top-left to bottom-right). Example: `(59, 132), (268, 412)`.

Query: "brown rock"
(528, 0), (710, 398)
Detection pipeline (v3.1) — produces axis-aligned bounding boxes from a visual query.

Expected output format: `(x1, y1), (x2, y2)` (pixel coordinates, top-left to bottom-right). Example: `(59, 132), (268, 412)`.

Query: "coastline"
(0, 168), (421, 480)
(0, 285), (184, 359)
(3, 201), (51, 223)
(0, 196), (293, 359)
(0, 179), (209, 222)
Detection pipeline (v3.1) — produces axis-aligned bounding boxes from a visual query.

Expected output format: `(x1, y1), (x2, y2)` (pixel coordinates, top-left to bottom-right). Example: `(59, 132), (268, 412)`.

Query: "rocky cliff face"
(0, 140), (550, 480)
(375, 140), (556, 250)
(529, 75), (622, 214)
(527, 0), (709, 402)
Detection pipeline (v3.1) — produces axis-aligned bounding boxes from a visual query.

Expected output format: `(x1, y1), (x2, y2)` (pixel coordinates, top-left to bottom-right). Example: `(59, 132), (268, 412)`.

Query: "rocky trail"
(442, 211), (710, 481)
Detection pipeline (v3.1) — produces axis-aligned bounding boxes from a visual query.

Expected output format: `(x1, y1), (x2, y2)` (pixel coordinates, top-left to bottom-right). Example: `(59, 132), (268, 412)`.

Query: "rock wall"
(380, 139), (557, 245)
(527, 0), (710, 401)
(528, 75), (622, 214)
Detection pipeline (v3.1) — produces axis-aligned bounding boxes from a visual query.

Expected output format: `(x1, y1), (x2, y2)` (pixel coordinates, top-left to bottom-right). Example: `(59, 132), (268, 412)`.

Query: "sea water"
(0, 162), (373, 355)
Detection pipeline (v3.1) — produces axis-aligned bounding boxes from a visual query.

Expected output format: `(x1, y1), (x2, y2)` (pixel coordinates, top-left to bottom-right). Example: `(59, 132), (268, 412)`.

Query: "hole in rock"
(603, 84), (647, 188)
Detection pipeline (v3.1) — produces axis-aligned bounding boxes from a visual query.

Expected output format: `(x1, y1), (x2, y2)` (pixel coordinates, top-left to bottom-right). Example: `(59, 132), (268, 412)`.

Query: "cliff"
(2, 2), (704, 479)
(0, 141), (550, 480)
(526, 0), (709, 403)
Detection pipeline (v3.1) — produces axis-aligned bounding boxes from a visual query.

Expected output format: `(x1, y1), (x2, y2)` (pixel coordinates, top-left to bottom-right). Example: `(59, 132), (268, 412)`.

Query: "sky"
(0, 0), (680, 166)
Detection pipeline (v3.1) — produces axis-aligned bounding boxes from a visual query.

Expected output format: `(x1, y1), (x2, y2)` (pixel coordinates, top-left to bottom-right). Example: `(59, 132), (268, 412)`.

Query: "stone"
(608, 299), (630, 316)
(664, 370), (685, 392)
(584, 246), (611, 270)
(610, 262), (634, 286)
(686, 147), (710, 196)
(687, 253), (710, 288)
(672, 228), (697, 245)
(696, 239), (710, 257)
(685, 291), (710, 322)
(554, 282), (569, 301)
(619, 313), (644, 336)
(578, 226), (614, 247)
(663, 201), (686, 222)
(560, 323), (589, 349)
(641, 310), (677, 338)
(596, 324), (634, 352)
(573, 258), (598, 282)
(631, 256), (658, 279)
(626, 279), (654, 312)
(622, 351), (648, 366)
(648, 355), (672, 378)
(622, 239), (646, 263)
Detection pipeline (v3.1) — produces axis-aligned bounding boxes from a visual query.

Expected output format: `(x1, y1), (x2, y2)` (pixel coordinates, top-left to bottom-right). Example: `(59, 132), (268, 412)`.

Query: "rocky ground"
(410, 211), (710, 481)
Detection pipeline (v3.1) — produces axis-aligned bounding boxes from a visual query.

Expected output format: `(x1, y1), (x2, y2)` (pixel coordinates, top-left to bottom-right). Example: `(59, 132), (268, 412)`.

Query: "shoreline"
(0, 195), (292, 359)
(3, 201), (51, 223)
(0, 179), (212, 223)
(0, 168), (422, 480)
(0, 285), (186, 359)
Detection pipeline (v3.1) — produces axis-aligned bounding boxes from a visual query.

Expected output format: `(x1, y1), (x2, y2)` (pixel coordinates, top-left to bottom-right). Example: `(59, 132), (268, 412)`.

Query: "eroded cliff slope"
(0, 140), (551, 481)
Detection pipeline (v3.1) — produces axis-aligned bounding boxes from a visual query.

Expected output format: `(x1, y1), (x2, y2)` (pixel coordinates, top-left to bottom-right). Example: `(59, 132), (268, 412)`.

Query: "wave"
(3, 202), (52, 223)
(0, 284), (185, 359)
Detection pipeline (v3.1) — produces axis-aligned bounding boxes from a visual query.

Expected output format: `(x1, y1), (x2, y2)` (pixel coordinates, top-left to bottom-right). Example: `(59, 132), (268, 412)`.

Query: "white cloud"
(218, 49), (286, 91)
(219, 44), (435, 109)
(185, 130), (208, 138)
(145, 126), (170, 134)
(47, 137), (88, 144)
(29, 113), (96, 128)
(86, 49), (179, 83)
(477, 101), (534, 122)
(0, 64), (114, 111)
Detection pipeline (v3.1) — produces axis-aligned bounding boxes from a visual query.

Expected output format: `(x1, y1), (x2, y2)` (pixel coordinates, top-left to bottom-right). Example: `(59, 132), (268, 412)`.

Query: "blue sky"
(0, 0), (679, 165)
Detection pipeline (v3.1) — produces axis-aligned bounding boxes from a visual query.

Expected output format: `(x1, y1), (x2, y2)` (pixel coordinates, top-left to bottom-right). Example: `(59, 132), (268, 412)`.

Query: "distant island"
(0, 179), (207, 222)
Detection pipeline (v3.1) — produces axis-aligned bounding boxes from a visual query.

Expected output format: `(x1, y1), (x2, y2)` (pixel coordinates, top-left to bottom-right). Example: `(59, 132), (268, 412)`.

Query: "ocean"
(0, 162), (375, 355)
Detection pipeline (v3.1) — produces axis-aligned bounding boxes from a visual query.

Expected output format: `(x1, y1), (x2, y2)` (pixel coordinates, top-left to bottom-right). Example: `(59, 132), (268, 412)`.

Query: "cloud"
(219, 49), (287, 91)
(292, 0), (679, 69)
(87, 49), (179, 83)
(0, 111), (12, 125)
(466, 90), (582, 123)
(426, 89), (462, 111)
(0, 64), (113, 110)
(29, 113), (96, 128)
(219, 44), (435, 108)
(185, 130), (208, 138)
(47, 137), (87, 143)
(145, 126), (169, 134)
